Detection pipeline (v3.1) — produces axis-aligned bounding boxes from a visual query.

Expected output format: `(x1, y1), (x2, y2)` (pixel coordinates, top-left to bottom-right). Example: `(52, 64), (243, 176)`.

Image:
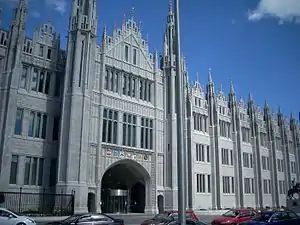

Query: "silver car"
(0, 207), (36, 225)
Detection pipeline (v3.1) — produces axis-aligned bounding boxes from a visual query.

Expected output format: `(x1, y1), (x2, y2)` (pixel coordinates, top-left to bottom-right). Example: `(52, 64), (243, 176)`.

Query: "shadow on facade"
(100, 160), (149, 213)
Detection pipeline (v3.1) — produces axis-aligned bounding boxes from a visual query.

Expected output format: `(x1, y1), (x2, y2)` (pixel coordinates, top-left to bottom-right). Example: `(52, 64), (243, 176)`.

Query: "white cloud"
(248, 0), (300, 24)
(45, 0), (67, 14)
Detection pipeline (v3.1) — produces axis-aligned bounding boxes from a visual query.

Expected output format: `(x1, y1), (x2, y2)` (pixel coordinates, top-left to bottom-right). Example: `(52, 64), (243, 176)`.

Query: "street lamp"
(174, 0), (187, 224)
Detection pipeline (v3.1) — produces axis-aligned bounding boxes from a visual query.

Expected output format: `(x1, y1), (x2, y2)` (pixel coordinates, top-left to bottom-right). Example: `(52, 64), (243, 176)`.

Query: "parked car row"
(211, 208), (300, 225)
(1, 206), (300, 225)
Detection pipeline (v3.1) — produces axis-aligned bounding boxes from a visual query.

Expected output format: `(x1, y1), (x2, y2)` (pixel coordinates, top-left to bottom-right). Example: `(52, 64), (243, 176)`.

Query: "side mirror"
(8, 215), (13, 219)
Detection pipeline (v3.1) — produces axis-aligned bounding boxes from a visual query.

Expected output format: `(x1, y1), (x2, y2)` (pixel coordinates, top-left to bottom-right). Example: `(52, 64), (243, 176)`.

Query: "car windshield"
(153, 213), (169, 220)
(222, 210), (239, 217)
(251, 213), (272, 221)
(7, 209), (22, 216)
(61, 215), (81, 224)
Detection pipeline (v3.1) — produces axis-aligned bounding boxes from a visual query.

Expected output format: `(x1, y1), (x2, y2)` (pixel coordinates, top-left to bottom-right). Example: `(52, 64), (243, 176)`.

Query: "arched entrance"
(101, 159), (151, 214)
(87, 192), (96, 213)
(157, 195), (164, 213)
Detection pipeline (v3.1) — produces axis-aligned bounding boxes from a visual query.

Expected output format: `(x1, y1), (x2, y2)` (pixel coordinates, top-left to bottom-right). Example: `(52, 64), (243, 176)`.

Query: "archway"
(87, 192), (96, 213)
(157, 195), (164, 213)
(101, 159), (151, 214)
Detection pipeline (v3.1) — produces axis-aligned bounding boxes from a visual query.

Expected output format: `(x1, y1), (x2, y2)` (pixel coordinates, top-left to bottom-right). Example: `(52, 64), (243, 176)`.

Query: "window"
(31, 69), (51, 95)
(141, 117), (153, 150)
(47, 48), (51, 59)
(195, 144), (205, 162)
(207, 175), (211, 193)
(243, 152), (251, 168)
(105, 68), (119, 93)
(133, 48), (137, 65)
(291, 161), (296, 173)
(219, 120), (231, 138)
(28, 111), (48, 139)
(39, 45), (44, 57)
(193, 112), (208, 132)
(31, 68), (38, 91)
(19, 66), (27, 89)
(206, 146), (210, 162)
(263, 179), (271, 194)
(260, 132), (268, 147)
(244, 178), (255, 194)
(52, 117), (60, 141)
(139, 79), (152, 102)
(102, 109), (118, 144)
(14, 108), (23, 135)
(122, 113), (137, 147)
(241, 127), (250, 143)
(261, 156), (270, 170)
(9, 155), (18, 184)
(275, 137), (281, 150)
(24, 156), (44, 186)
(223, 176), (234, 194)
(279, 180), (285, 194)
(125, 45), (129, 62)
(221, 148), (233, 165)
(196, 174), (205, 193)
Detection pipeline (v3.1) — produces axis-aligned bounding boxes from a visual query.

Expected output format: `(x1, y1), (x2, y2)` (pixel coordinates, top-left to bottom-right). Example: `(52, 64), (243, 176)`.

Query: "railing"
(0, 187), (74, 216)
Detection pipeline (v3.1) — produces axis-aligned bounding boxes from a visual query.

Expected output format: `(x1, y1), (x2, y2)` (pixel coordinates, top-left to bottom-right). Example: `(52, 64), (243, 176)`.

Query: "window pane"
(31, 69), (38, 91)
(35, 113), (41, 138)
(41, 114), (47, 139)
(38, 158), (44, 186)
(24, 157), (31, 185)
(30, 157), (38, 185)
(19, 66), (27, 89)
(14, 108), (23, 135)
(9, 155), (18, 184)
(28, 112), (35, 137)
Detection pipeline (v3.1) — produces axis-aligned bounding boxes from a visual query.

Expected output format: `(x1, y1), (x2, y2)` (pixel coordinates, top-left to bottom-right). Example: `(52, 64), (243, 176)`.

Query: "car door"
(0, 210), (14, 225)
(237, 211), (252, 223)
(268, 212), (289, 225)
(91, 214), (115, 225)
(286, 211), (300, 225)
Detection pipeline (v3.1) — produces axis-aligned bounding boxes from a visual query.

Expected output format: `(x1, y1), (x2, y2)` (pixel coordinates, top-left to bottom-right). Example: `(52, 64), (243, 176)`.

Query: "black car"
(46, 213), (124, 225)
(166, 219), (207, 225)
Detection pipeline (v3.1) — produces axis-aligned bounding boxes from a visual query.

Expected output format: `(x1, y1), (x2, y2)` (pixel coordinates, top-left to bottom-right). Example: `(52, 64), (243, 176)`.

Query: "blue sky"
(1, 0), (299, 119)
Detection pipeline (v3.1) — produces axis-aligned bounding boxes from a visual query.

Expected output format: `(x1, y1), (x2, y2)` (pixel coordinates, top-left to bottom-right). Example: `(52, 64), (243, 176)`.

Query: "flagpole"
(174, 0), (186, 224)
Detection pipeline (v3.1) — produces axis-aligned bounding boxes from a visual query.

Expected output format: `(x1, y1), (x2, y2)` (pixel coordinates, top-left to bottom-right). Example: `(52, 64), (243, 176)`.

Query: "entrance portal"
(101, 159), (150, 213)
(87, 192), (96, 213)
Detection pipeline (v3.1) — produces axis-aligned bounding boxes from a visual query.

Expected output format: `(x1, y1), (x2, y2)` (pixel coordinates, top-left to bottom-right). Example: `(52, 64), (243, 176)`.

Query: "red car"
(211, 208), (256, 225)
(141, 210), (199, 225)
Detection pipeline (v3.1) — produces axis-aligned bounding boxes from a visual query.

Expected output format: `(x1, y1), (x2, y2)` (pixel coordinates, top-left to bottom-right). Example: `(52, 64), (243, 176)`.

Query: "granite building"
(0, 0), (299, 214)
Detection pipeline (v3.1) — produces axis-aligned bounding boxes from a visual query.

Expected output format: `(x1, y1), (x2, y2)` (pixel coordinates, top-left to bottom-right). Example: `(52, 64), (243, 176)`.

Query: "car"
(141, 210), (199, 225)
(0, 207), (36, 225)
(211, 208), (256, 225)
(240, 210), (300, 224)
(166, 219), (208, 225)
(46, 213), (125, 225)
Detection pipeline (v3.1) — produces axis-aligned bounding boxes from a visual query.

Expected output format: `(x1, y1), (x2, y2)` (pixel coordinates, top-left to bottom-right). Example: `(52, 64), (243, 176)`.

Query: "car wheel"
(16, 223), (26, 225)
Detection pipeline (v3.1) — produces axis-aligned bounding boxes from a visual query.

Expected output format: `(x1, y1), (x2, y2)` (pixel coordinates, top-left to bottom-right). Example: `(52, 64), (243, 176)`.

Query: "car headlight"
(25, 218), (35, 223)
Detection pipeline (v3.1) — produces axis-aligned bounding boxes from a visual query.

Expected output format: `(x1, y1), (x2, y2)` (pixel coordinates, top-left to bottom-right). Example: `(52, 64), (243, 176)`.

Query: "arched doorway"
(87, 192), (96, 213)
(101, 159), (151, 214)
(157, 195), (164, 213)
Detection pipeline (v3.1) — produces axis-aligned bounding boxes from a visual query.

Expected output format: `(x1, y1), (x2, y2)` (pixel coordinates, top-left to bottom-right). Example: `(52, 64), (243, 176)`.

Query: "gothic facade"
(0, 0), (299, 213)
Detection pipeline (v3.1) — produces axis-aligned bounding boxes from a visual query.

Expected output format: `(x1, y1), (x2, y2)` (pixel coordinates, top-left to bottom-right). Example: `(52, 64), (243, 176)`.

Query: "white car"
(0, 207), (36, 225)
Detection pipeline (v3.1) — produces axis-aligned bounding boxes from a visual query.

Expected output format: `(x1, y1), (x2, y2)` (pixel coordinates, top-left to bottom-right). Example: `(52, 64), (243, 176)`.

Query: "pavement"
(35, 213), (220, 225)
